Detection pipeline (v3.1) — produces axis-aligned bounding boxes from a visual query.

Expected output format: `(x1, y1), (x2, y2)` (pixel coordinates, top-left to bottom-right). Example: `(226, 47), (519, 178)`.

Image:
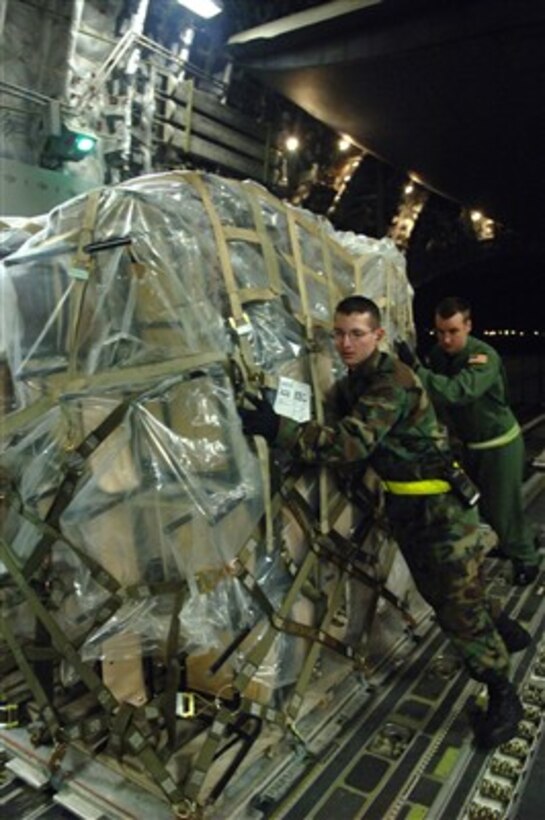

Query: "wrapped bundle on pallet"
(0, 171), (428, 809)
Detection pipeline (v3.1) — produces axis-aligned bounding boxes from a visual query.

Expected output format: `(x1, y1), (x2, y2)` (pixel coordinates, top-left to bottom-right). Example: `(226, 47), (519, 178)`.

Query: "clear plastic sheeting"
(0, 170), (425, 808)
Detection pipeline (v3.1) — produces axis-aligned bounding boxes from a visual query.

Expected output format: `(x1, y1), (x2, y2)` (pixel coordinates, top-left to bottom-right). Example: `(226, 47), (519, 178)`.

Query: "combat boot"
(472, 674), (523, 749)
(495, 613), (532, 653)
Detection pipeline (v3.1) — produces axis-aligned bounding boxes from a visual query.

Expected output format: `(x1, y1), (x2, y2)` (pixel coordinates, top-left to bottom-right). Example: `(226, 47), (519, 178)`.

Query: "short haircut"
(335, 295), (381, 328)
(435, 296), (471, 321)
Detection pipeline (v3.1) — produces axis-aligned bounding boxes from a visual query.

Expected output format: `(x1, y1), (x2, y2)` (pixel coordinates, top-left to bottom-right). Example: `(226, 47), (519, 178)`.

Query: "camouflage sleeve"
(276, 379), (405, 465)
(416, 351), (502, 407)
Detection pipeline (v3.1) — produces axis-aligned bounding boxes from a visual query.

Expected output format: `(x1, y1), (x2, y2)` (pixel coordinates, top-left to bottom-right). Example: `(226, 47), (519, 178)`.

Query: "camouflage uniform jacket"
(416, 335), (518, 445)
(276, 349), (452, 483)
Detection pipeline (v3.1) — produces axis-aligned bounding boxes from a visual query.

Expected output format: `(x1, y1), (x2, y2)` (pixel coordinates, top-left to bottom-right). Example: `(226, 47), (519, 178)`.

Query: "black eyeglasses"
(331, 329), (372, 341)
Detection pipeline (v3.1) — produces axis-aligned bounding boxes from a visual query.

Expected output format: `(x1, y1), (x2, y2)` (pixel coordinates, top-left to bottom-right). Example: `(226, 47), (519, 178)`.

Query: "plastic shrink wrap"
(0, 171), (427, 808)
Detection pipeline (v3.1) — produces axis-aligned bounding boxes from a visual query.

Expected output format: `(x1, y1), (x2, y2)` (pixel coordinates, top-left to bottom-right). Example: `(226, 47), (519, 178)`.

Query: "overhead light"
(176, 0), (223, 18)
(470, 210), (483, 222)
(338, 137), (351, 151)
(285, 135), (300, 152)
(404, 182), (414, 195)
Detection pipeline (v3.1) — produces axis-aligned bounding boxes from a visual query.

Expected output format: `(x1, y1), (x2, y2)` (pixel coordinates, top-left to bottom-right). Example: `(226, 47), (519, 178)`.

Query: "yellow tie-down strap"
(381, 478), (452, 495)
(466, 421), (521, 451)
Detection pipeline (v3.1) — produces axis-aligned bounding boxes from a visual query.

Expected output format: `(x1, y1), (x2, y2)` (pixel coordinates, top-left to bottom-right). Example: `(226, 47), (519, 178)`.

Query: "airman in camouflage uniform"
(240, 296), (528, 748)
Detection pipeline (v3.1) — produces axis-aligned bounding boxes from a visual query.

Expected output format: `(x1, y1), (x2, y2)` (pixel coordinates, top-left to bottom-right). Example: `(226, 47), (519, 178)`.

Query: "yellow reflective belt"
(466, 421), (521, 451)
(381, 479), (452, 495)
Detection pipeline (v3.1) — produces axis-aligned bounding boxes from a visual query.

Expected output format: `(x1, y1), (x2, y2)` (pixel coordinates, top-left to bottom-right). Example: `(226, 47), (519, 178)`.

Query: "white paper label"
(273, 376), (312, 422)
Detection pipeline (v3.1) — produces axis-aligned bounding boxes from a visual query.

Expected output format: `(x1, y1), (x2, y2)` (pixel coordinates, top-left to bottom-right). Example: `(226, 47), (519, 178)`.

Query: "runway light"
(175, 0), (222, 18)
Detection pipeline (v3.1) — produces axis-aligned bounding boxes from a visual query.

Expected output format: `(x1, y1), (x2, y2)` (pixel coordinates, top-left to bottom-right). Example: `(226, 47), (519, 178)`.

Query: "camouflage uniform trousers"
(385, 491), (510, 682)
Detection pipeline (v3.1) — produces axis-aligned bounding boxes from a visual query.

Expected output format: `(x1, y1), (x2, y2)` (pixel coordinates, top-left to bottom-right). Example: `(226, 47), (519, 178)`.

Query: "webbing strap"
(1, 395), (55, 443)
(254, 435), (274, 553)
(0, 615), (60, 736)
(322, 530), (416, 627)
(285, 488), (417, 628)
(161, 590), (185, 748)
(239, 696), (286, 727)
(0, 538), (118, 712)
(285, 210), (331, 533)
(235, 558), (360, 663)
(108, 702), (134, 759)
(244, 186), (284, 296)
(208, 714), (262, 802)
(1, 538), (184, 805)
(186, 173), (257, 381)
(4, 354), (226, 443)
(236, 467), (304, 569)
(67, 191), (101, 379)
(184, 706), (235, 799)
(286, 209), (312, 337)
(11, 491), (122, 595)
(185, 546), (320, 801)
(321, 232), (338, 317)
(125, 737), (185, 803)
(21, 399), (131, 580)
(287, 572), (347, 721)
(46, 350), (227, 395)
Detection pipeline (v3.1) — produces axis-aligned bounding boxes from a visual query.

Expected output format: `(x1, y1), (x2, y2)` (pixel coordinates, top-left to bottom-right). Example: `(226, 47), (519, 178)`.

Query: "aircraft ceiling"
(228, 0), (545, 238)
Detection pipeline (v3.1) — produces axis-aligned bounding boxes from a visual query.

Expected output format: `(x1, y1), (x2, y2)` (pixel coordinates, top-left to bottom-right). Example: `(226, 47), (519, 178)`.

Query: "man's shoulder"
(466, 335), (500, 366)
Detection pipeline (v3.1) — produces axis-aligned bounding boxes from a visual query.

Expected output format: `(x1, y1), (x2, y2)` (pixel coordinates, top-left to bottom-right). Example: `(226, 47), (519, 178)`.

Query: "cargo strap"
(161, 590), (186, 749)
(240, 696), (287, 727)
(12, 491), (122, 597)
(235, 466), (305, 569)
(287, 572), (347, 721)
(284, 488), (417, 629)
(22, 399), (131, 580)
(466, 421), (521, 450)
(1, 537), (185, 804)
(67, 190), (101, 379)
(1, 351), (227, 443)
(208, 714), (262, 802)
(0, 614), (60, 737)
(1, 539), (118, 709)
(9, 399), (128, 706)
(186, 173), (259, 384)
(254, 434), (274, 553)
(185, 547), (319, 800)
(285, 208), (331, 534)
(381, 478), (451, 495)
(233, 558), (364, 664)
(9, 489), (188, 614)
(0, 395), (55, 444)
(108, 703), (139, 760)
(244, 185), (284, 295)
